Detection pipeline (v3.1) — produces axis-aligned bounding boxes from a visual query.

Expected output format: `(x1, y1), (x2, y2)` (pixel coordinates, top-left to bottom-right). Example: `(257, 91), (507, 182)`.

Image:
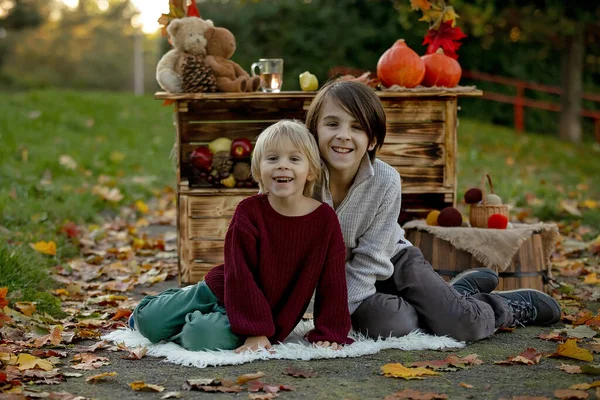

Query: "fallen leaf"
(538, 332), (568, 341)
(494, 348), (543, 365)
(30, 241), (57, 256)
(0, 287), (8, 308)
(117, 343), (147, 360)
(129, 380), (165, 392)
(569, 381), (600, 390)
(86, 371), (117, 383)
(33, 326), (63, 348)
(409, 354), (482, 370)
(237, 371), (266, 385)
(13, 301), (36, 317)
(581, 365), (600, 375)
(560, 200), (583, 217)
(249, 394), (279, 400)
(554, 389), (588, 399)
(161, 392), (182, 399)
(60, 221), (80, 238)
(551, 339), (594, 362)
(283, 366), (318, 378)
(561, 325), (598, 339)
(135, 200), (149, 214)
(58, 155), (77, 170)
(459, 382), (473, 388)
(381, 363), (439, 380)
(384, 388), (448, 399)
(559, 364), (582, 374)
(16, 353), (54, 371)
(92, 185), (124, 203)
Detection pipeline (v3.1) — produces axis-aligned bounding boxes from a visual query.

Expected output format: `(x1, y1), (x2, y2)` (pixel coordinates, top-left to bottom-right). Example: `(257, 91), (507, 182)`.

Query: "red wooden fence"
(462, 70), (600, 143)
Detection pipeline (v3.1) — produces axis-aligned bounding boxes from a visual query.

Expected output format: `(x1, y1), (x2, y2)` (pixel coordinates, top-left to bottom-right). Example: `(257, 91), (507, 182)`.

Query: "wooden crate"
(156, 89), (482, 284)
(406, 230), (550, 292)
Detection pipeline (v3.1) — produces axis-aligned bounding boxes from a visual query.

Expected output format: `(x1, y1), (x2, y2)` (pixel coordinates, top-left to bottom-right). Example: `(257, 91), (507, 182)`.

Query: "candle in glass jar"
(260, 73), (283, 93)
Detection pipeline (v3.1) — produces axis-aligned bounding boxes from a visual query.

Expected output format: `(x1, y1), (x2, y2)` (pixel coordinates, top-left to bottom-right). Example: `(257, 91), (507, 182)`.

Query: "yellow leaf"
(86, 371), (117, 383)
(381, 363), (439, 380)
(135, 200), (149, 214)
(16, 353), (54, 371)
(584, 273), (600, 285)
(555, 339), (594, 362)
(418, 5), (459, 28)
(570, 381), (600, 390)
(30, 241), (57, 256)
(410, 0), (431, 11)
(581, 200), (598, 209)
(130, 380), (165, 392)
(14, 301), (36, 316)
(110, 151), (125, 163)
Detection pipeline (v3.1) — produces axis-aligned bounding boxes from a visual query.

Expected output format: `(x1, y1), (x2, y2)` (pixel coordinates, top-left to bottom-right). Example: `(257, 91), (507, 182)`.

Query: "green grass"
(0, 90), (174, 313)
(0, 90), (599, 310)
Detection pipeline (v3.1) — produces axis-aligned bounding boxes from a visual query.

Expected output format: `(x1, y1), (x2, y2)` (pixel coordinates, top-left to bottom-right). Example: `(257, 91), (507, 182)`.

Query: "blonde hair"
(251, 120), (322, 197)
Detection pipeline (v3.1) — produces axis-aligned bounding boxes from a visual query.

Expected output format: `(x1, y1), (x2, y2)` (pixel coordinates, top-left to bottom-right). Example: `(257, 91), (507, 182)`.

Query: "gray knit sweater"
(314, 155), (412, 314)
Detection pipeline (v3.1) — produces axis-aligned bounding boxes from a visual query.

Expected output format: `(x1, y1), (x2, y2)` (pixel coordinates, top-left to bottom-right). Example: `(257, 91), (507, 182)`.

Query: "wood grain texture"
(178, 195), (190, 285)
(180, 99), (307, 122)
(405, 230), (547, 292)
(385, 122), (445, 144)
(393, 166), (444, 188)
(181, 124), (267, 145)
(382, 100), (446, 122)
(188, 218), (230, 240)
(188, 194), (250, 217)
(189, 240), (225, 263)
(444, 98), (457, 190)
(378, 143), (444, 167)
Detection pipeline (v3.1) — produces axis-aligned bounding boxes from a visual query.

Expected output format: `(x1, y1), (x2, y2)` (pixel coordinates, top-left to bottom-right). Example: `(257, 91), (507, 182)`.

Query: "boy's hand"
(234, 336), (272, 354)
(313, 341), (344, 350)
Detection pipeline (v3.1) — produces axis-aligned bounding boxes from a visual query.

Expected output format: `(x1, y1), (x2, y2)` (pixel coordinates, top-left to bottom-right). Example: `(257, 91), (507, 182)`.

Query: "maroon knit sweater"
(205, 194), (353, 345)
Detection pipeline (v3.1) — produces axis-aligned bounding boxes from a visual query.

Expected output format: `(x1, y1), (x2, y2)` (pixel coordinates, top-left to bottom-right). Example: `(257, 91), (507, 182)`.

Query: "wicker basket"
(469, 173), (509, 228)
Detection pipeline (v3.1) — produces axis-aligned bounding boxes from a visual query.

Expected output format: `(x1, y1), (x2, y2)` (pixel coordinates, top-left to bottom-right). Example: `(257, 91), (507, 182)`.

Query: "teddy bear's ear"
(167, 19), (182, 37)
(205, 26), (215, 41)
(206, 19), (214, 28)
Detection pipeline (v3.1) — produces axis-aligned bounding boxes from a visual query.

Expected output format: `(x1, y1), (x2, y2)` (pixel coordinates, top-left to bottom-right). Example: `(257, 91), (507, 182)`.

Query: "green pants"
(133, 281), (243, 351)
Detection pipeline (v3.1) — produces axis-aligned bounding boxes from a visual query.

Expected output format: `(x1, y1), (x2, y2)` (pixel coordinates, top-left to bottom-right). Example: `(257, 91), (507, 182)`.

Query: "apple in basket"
(231, 138), (252, 158)
(190, 146), (213, 171)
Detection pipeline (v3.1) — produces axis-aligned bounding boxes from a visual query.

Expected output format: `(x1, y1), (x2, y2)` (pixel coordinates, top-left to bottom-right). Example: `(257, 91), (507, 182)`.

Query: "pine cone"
(179, 54), (217, 93)
(211, 151), (233, 177)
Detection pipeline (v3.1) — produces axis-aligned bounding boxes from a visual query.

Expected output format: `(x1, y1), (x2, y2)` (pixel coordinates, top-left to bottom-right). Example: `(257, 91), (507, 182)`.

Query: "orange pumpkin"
(421, 48), (462, 88)
(377, 40), (425, 88)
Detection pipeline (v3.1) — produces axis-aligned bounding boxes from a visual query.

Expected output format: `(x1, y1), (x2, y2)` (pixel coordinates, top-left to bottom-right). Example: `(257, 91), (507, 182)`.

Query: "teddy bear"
(204, 26), (260, 92)
(156, 17), (215, 93)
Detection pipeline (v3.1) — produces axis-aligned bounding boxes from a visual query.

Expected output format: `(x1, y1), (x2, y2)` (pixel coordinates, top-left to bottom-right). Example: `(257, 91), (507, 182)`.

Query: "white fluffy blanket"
(103, 321), (464, 368)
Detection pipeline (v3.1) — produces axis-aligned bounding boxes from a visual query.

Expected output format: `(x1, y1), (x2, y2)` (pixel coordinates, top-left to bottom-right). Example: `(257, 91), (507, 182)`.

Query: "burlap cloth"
(402, 220), (560, 272)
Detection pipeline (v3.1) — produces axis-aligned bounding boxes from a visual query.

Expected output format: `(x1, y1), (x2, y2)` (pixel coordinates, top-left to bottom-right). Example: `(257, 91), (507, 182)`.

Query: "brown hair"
(305, 80), (386, 161)
(251, 120), (322, 197)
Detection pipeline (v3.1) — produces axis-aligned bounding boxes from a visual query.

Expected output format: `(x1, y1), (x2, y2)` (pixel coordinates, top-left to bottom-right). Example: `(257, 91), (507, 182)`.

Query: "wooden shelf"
(155, 87), (482, 101)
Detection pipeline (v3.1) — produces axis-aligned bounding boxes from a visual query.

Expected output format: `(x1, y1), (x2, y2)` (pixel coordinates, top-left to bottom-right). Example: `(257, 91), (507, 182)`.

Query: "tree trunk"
(559, 27), (584, 143)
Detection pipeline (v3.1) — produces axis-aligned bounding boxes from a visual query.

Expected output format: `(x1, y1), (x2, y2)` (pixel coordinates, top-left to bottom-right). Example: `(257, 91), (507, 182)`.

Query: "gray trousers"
(351, 247), (514, 342)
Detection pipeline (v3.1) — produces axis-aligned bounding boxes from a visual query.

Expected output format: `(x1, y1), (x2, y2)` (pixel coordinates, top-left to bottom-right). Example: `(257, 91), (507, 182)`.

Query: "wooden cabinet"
(156, 89), (481, 284)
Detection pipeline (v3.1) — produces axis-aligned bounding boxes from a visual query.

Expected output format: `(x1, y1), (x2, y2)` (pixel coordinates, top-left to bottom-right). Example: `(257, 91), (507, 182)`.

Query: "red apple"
(231, 138), (252, 158)
(190, 146), (213, 171)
